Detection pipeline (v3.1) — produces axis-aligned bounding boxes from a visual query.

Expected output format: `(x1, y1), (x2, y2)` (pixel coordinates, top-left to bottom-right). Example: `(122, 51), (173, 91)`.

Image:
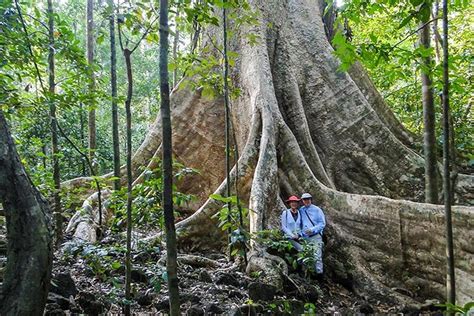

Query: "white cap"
(301, 193), (312, 199)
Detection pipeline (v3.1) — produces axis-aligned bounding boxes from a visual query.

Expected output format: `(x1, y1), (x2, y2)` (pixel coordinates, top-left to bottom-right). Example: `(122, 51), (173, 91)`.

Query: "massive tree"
(66, 0), (473, 305)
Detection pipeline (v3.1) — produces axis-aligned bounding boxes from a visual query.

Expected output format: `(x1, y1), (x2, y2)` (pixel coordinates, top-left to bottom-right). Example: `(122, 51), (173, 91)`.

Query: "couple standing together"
(280, 193), (326, 276)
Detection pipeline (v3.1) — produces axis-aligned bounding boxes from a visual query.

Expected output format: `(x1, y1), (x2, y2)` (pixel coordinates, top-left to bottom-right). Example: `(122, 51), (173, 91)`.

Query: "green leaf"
(398, 14), (414, 29)
(111, 261), (121, 270)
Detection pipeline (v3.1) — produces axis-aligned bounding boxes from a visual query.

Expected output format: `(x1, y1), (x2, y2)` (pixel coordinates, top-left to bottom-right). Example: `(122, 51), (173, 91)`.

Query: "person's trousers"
(290, 234), (323, 274)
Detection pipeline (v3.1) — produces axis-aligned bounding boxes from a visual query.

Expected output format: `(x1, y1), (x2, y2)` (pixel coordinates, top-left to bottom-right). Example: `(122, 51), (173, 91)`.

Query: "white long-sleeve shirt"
(280, 209), (302, 239)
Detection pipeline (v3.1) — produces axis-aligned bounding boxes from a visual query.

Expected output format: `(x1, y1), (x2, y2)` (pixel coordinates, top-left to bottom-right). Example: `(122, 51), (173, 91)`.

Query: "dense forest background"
(3, 0), (471, 185)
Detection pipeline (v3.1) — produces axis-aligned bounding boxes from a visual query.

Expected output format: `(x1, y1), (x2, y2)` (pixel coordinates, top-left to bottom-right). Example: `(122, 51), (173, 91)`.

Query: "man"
(280, 195), (303, 251)
(299, 192), (326, 276)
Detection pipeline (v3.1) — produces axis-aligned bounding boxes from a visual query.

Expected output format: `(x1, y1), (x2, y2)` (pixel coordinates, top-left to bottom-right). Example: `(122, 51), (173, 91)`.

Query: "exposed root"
(277, 122), (473, 303)
(176, 254), (221, 268)
(246, 247), (288, 290)
(65, 190), (111, 243)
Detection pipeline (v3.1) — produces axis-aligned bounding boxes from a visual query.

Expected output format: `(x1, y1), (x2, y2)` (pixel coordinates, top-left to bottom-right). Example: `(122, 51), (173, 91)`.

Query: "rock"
(420, 299), (443, 312)
(181, 293), (201, 304)
(299, 283), (320, 302)
(205, 303), (224, 314)
(44, 304), (66, 316)
(229, 290), (244, 299)
(154, 297), (170, 312)
(248, 282), (277, 302)
(228, 307), (243, 316)
(131, 268), (149, 283)
(47, 292), (70, 310)
(215, 272), (240, 287)
(359, 302), (374, 314)
(186, 305), (205, 316)
(198, 269), (213, 283)
(44, 303), (66, 316)
(135, 292), (153, 306)
(50, 272), (77, 298)
(208, 287), (225, 295)
(77, 292), (107, 314)
(399, 304), (421, 316)
(99, 235), (116, 245)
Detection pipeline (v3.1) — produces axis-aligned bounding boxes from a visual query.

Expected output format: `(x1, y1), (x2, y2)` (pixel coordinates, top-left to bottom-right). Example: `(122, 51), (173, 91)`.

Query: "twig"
(130, 15), (159, 54)
(392, 17), (440, 50)
(23, 13), (50, 30)
(206, 33), (224, 56)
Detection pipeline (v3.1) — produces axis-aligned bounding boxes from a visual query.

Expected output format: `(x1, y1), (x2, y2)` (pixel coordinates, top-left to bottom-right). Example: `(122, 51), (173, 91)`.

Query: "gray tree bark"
(47, 0), (62, 246)
(0, 111), (52, 315)
(419, 23), (439, 204)
(160, 0), (180, 313)
(109, 0), (121, 191)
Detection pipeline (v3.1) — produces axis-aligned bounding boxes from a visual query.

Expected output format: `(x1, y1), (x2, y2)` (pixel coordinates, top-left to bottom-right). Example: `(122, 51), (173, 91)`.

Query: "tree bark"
(123, 48), (133, 316)
(160, 0), (180, 314)
(109, 0), (121, 191)
(87, 0), (97, 173)
(223, 1), (233, 258)
(441, 0), (456, 304)
(419, 23), (439, 204)
(0, 111), (52, 315)
(48, 0), (62, 246)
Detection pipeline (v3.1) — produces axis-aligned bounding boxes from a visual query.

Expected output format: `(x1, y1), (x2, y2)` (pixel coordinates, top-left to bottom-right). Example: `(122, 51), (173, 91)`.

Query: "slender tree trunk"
(0, 111), (53, 315)
(109, 0), (121, 190)
(159, 0), (180, 314)
(87, 0), (97, 173)
(419, 23), (439, 204)
(223, 1), (232, 259)
(441, 0), (456, 304)
(48, 0), (62, 246)
(79, 102), (87, 176)
(432, 0), (441, 62)
(123, 48), (133, 316)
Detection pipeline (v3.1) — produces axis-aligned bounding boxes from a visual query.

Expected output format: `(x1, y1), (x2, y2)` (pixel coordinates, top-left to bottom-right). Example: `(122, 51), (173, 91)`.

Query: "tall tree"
(87, 0), (97, 172)
(223, 0), (232, 259)
(108, 0), (120, 190)
(117, 11), (158, 314)
(441, 0), (456, 304)
(0, 110), (52, 315)
(419, 19), (439, 203)
(159, 0), (180, 314)
(47, 0), (62, 245)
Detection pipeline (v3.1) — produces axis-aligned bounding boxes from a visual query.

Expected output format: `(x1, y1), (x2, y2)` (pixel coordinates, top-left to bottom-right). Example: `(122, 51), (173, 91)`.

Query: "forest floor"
(42, 230), (447, 315)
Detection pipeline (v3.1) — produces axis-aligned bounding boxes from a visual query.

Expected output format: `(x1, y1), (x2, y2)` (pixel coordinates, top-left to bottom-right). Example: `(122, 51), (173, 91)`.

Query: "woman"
(281, 195), (303, 251)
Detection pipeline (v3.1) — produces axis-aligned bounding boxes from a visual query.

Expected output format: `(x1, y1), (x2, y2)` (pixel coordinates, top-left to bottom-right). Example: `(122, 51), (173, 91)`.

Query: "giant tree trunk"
(0, 111), (52, 315)
(66, 0), (474, 305)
